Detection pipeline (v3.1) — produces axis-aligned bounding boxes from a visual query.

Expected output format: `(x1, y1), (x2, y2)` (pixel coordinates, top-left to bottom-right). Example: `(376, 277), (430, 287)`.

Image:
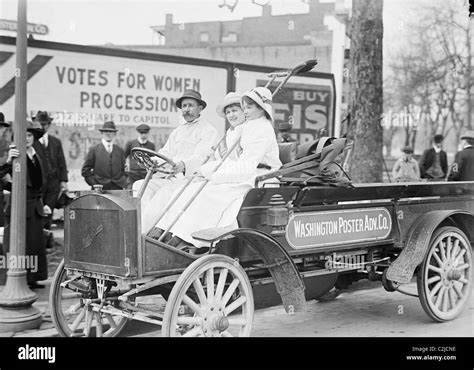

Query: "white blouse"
(200, 117), (281, 184)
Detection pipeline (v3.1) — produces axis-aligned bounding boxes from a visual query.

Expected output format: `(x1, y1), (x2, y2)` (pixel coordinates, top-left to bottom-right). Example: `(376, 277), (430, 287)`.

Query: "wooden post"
(0, 0), (42, 333)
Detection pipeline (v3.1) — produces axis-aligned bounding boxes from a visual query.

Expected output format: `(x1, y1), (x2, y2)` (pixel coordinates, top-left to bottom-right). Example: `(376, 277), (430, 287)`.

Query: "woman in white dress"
(142, 87), (281, 249)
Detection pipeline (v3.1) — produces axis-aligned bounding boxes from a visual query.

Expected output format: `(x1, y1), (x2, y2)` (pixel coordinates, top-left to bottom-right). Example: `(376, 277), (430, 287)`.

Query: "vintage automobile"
(50, 62), (473, 337)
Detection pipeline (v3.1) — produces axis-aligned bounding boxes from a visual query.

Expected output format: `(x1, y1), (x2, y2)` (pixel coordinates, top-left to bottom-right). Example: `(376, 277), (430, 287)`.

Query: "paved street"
(120, 280), (472, 337)
(1, 226), (472, 338)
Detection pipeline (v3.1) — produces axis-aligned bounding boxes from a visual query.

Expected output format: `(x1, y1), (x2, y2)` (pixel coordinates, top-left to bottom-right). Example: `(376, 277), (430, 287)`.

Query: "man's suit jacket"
(419, 148), (448, 178)
(448, 146), (474, 181)
(81, 143), (127, 188)
(42, 135), (68, 182)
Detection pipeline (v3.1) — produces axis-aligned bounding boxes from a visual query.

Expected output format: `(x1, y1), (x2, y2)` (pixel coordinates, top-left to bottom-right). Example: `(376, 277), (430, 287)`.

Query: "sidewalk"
(0, 224), (64, 337)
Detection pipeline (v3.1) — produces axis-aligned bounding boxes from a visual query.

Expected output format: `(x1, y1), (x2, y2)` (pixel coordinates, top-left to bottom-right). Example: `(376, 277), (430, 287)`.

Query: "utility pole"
(0, 0), (42, 333)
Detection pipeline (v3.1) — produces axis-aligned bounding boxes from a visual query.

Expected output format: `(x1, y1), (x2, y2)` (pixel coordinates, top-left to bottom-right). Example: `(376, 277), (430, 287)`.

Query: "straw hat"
(242, 87), (274, 122)
(216, 92), (242, 118)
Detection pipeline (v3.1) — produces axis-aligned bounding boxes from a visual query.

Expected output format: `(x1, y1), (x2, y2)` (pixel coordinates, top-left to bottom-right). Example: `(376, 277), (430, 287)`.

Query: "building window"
(200, 32), (209, 42)
(222, 32), (237, 43)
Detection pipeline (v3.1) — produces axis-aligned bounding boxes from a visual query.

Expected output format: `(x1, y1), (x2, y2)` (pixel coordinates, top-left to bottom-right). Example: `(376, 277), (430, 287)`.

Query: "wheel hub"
(201, 305), (228, 336)
(447, 269), (462, 281)
(211, 316), (229, 332)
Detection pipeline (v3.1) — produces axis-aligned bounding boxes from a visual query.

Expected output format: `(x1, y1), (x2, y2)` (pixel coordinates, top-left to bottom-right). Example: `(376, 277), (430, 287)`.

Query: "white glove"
(43, 205), (52, 215)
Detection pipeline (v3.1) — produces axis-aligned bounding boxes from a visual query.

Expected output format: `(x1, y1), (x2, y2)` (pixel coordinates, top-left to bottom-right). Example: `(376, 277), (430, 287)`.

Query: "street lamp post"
(0, 0), (42, 333)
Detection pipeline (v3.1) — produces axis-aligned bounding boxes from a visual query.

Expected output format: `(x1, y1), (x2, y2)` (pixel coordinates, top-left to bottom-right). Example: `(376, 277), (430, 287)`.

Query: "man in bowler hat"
(124, 124), (156, 188)
(34, 111), (68, 230)
(448, 130), (474, 181)
(419, 134), (448, 181)
(81, 121), (127, 190)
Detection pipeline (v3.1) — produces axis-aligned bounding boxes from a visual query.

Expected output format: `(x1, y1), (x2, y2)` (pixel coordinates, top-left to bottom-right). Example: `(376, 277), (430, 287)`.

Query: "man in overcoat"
(448, 130), (474, 181)
(81, 121), (127, 190)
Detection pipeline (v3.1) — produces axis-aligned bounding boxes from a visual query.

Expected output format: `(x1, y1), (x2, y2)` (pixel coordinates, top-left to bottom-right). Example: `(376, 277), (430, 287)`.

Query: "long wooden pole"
(0, 0), (42, 333)
(157, 139), (242, 242)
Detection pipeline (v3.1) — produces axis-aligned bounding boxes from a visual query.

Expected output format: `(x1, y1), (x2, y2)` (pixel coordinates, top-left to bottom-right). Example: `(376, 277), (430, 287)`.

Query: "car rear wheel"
(417, 226), (472, 322)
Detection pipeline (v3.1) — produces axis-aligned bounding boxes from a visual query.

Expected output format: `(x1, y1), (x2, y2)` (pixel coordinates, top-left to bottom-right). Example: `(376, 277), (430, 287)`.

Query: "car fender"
(387, 210), (473, 284)
(193, 227), (306, 313)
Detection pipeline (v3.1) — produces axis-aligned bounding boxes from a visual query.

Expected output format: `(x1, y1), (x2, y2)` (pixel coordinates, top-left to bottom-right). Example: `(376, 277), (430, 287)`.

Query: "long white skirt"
(133, 174), (184, 210)
(142, 178), (251, 248)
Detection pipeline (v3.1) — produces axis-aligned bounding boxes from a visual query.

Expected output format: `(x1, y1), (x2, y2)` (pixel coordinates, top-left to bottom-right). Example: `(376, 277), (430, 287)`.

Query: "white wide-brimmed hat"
(216, 92), (242, 118)
(242, 87), (274, 122)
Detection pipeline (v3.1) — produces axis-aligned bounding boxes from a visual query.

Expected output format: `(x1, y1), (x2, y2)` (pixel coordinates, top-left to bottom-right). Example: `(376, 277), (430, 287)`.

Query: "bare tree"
(386, 0), (472, 149)
(347, 0), (384, 183)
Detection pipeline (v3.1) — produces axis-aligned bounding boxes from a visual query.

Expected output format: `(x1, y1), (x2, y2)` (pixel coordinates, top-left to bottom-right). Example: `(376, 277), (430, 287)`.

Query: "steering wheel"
(131, 147), (177, 175)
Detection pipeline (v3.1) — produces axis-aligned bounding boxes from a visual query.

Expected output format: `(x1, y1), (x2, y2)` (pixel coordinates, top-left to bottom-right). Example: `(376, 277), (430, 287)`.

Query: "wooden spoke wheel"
(162, 255), (254, 337)
(417, 226), (472, 322)
(50, 260), (130, 337)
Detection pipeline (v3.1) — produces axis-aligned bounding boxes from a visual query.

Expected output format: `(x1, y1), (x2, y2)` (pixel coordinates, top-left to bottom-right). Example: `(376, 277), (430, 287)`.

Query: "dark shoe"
(28, 282), (45, 289)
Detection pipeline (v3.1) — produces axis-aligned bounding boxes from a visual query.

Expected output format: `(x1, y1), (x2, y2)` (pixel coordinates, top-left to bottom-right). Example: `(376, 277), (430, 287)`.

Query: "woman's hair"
(466, 138), (474, 146)
(241, 96), (271, 120)
(224, 103), (242, 114)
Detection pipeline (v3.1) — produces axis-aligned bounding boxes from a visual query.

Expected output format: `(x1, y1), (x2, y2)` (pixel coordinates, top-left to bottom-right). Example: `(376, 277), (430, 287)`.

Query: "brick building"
(117, 0), (351, 134)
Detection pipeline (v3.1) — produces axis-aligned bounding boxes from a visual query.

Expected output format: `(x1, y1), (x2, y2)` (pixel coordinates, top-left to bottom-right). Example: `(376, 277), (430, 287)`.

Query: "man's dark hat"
(402, 146), (414, 154)
(26, 120), (45, 140)
(461, 130), (474, 140)
(0, 112), (10, 127)
(99, 121), (118, 132)
(434, 134), (444, 143)
(34, 111), (53, 124)
(136, 124), (150, 133)
(279, 122), (293, 131)
(176, 89), (207, 109)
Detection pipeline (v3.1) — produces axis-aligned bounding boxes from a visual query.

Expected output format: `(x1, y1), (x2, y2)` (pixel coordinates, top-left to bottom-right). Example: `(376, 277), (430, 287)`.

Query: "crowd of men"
(392, 132), (474, 182)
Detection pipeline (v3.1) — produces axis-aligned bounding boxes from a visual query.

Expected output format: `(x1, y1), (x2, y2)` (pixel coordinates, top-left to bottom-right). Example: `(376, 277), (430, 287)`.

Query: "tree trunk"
(466, 19), (472, 130)
(348, 0), (384, 183)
